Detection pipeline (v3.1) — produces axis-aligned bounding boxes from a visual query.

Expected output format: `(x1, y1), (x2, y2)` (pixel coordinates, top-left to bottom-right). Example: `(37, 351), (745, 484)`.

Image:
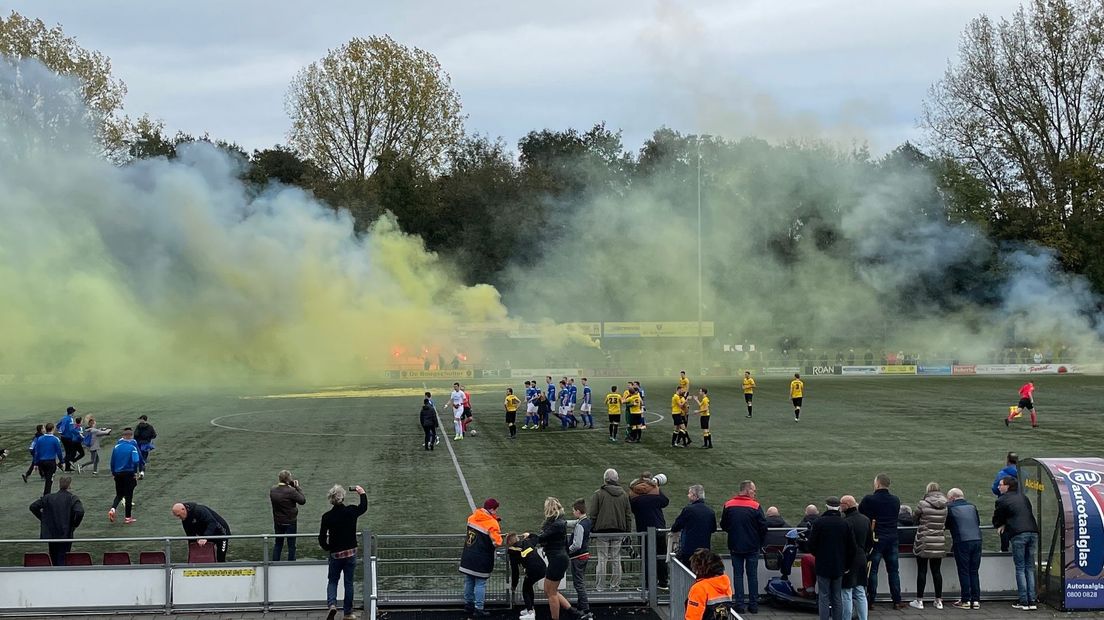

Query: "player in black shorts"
(605, 387), (623, 443)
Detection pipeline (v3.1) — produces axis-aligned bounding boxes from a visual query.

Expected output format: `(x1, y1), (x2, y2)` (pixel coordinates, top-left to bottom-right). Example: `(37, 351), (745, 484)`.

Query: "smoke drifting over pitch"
(0, 60), (506, 389)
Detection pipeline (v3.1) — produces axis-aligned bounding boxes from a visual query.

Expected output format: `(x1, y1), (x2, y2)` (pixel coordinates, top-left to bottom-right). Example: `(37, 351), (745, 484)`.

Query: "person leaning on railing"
(320, 484), (367, 620)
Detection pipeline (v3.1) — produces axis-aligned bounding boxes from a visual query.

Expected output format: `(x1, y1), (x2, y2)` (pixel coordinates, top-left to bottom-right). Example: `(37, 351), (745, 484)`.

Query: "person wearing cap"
(459, 498), (503, 618)
(319, 484), (367, 620)
(807, 497), (854, 620)
(56, 406), (80, 472)
(587, 468), (632, 591)
(133, 415), (157, 479)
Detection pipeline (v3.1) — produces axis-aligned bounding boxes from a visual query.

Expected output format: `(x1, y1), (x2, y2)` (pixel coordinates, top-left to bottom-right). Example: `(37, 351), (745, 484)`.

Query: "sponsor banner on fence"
(1036, 458), (1104, 609)
(917, 365), (952, 376)
(878, 365), (917, 375)
(395, 369), (474, 380)
(841, 365), (879, 376)
(975, 364), (1027, 375)
(602, 321), (715, 338)
(805, 365), (841, 376)
(762, 366), (801, 375)
(952, 365), (977, 376)
(585, 368), (631, 378)
(509, 368), (582, 379)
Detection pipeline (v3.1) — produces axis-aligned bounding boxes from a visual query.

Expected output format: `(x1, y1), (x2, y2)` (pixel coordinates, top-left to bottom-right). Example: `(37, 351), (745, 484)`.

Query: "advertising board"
(841, 366), (878, 376)
(877, 365), (917, 375)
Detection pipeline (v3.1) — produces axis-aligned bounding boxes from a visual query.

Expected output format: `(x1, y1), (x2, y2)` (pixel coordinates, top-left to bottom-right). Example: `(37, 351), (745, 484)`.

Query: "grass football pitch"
(0, 375), (1100, 564)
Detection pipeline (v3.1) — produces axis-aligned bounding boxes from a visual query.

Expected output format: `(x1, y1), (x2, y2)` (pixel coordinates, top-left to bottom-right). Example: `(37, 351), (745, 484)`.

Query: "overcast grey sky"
(5, 0), (1023, 155)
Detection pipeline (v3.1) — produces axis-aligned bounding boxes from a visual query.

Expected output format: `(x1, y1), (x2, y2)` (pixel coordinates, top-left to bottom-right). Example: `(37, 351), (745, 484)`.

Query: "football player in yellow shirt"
(678, 370), (690, 393)
(625, 387), (645, 443)
(670, 387), (689, 448)
(604, 387), (623, 443)
(504, 388), (521, 439)
(693, 387), (713, 448)
(790, 373), (804, 422)
(742, 371), (756, 418)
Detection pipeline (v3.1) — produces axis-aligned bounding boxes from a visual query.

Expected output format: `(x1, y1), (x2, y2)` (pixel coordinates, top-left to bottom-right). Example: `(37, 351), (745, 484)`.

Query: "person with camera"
(320, 484), (367, 620)
(630, 472), (670, 589)
(270, 469), (306, 561)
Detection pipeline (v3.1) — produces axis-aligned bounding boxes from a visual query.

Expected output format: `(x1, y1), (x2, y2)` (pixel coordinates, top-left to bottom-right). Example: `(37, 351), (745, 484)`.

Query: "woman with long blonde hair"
(530, 497), (576, 619)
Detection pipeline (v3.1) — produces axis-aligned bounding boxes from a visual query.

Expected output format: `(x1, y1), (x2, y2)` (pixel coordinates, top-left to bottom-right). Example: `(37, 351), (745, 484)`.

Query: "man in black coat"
(670, 484), (716, 565)
(859, 473), (904, 609)
(840, 495), (872, 620)
(807, 497), (853, 620)
(993, 476), (1040, 609)
(172, 501), (232, 562)
(29, 476), (84, 566)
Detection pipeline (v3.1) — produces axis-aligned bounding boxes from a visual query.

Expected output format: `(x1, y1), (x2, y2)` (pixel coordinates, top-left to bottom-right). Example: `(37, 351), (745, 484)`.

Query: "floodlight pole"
(697, 137), (704, 374)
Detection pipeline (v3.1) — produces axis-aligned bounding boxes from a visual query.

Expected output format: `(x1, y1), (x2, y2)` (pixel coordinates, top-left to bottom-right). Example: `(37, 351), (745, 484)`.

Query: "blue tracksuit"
(110, 439), (140, 474)
(32, 434), (64, 464)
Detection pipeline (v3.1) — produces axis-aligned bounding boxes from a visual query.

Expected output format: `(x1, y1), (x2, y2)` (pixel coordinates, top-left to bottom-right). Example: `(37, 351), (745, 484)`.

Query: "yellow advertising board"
(398, 369), (474, 379)
(603, 321), (714, 338)
(183, 568), (256, 577)
(877, 365), (917, 375)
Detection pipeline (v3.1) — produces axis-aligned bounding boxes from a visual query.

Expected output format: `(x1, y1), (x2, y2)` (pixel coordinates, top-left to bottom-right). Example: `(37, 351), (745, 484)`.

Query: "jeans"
(817, 575), (843, 620)
(915, 556), (943, 599)
(867, 537), (901, 603)
(952, 540), (982, 603)
(594, 536), (623, 589)
(327, 554), (356, 615)
(729, 551), (760, 609)
(570, 557), (590, 611)
(841, 585), (868, 620)
(273, 522), (297, 561)
(463, 574), (488, 610)
(1010, 532), (1038, 604)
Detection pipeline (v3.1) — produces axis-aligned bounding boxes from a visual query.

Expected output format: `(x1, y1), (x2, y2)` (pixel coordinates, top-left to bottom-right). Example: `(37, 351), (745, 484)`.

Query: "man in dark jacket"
(859, 473), (905, 609)
(29, 476), (84, 566)
(270, 469), (306, 561)
(133, 415), (157, 479)
(670, 484), (716, 565)
(419, 399), (439, 450)
(840, 495), (872, 620)
(720, 480), (767, 614)
(587, 468), (631, 591)
(321, 484), (367, 620)
(764, 506), (791, 547)
(629, 473), (670, 589)
(992, 452), (1018, 551)
(946, 488), (982, 609)
(807, 497), (853, 620)
(993, 476), (1039, 610)
(798, 504), (820, 530)
(172, 501), (232, 562)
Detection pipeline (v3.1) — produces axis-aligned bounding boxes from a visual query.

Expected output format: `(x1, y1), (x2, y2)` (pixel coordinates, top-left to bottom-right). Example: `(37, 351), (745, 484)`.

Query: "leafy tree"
(285, 35), (464, 181)
(247, 144), (326, 188)
(0, 10), (127, 153)
(923, 0), (1104, 283)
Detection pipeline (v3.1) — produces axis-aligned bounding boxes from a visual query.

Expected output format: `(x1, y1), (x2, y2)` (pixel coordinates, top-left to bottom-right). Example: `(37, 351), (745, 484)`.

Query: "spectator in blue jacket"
(945, 488), (982, 610)
(991, 452), (1018, 496)
(31, 423), (65, 496)
(109, 429), (141, 524)
(859, 473), (905, 610)
(720, 480), (767, 614)
(670, 484), (716, 565)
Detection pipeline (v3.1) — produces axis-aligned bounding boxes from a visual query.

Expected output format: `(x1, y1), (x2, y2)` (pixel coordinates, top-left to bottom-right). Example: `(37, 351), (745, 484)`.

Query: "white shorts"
(580, 404), (592, 413)
(452, 405), (463, 419)
(526, 403), (537, 414)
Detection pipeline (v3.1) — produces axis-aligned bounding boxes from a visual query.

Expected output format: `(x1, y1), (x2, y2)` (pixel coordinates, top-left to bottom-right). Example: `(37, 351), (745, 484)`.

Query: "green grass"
(0, 375), (1100, 565)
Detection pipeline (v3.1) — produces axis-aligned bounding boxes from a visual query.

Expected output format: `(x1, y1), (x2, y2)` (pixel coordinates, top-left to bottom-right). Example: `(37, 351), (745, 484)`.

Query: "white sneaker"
(520, 610), (536, 620)
(934, 599), (944, 609)
(909, 600), (924, 609)
(137, 471), (144, 480)
(972, 602), (981, 609)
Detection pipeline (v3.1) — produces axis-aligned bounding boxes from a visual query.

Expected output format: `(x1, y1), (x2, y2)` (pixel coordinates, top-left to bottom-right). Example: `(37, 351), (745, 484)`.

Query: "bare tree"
(285, 36), (464, 181)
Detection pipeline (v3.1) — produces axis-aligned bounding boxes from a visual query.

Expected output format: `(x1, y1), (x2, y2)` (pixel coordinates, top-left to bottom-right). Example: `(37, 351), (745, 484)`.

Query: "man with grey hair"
(670, 483), (716, 565)
(840, 494), (872, 620)
(587, 468), (631, 591)
(945, 487), (982, 609)
(319, 484), (366, 620)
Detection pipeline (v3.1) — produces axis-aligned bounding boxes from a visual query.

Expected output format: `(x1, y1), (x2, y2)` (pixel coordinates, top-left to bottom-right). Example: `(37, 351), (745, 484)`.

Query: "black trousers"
(112, 473), (137, 517)
(38, 461), (57, 495)
(48, 541), (72, 567)
(422, 425), (437, 446)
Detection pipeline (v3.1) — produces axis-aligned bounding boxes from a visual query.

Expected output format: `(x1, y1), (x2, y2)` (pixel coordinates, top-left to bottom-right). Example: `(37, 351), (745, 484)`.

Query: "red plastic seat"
(187, 542), (217, 564)
(139, 551), (166, 565)
(64, 552), (93, 566)
(103, 551), (131, 565)
(23, 553), (52, 567)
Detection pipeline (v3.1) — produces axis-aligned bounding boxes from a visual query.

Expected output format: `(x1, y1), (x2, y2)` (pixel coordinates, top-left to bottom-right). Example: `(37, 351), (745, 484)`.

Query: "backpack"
(82, 430), (94, 447)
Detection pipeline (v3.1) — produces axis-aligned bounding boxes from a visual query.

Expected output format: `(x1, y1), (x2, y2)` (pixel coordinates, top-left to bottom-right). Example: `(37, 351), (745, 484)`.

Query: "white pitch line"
(438, 412), (476, 511)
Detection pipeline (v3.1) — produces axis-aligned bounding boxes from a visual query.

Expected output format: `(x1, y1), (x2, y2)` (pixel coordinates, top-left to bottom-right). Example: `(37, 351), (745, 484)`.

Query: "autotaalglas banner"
(1039, 458), (1104, 609)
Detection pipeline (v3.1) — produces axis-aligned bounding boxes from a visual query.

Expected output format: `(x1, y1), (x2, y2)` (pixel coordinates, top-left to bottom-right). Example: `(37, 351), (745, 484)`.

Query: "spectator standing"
(568, 499), (594, 620)
(270, 470), (306, 561)
(720, 480), (767, 614)
(670, 484), (716, 565)
(531, 497), (577, 620)
(319, 484), (367, 620)
(840, 495), (872, 620)
(30, 423), (64, 496)
(29, 476), (84, 566)
(460, 498), (502, 617)
(946, 488), (983, 610)
(587, 468), (631, 592)
(172, 501), (232, 562)
(78, 417), (111, 475)
(993, 476), (1040, 610)
(419, 398), (439, 451)
(909, 482), (949, 610)
(992, 452), (1019, 551)
(133, 415), (157, 478)
(630, 472), (670, 589)
(108, 428), (140, 524)
(859, 473), (905, 610)
(807, 497), (852, 620)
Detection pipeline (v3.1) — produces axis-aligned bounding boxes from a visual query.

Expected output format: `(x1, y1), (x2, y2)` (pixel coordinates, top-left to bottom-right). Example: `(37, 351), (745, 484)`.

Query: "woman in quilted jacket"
(909, 481), (949, 610)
